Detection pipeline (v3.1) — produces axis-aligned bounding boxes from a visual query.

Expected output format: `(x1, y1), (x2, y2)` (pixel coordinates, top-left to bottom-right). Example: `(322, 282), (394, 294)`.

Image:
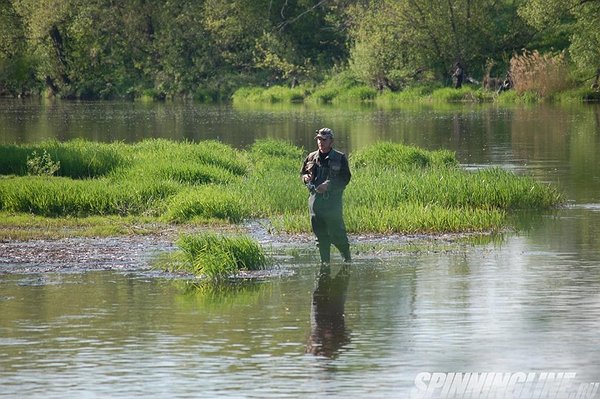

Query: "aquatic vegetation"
(0, 175), (177, 216)
(0, 138), (562, 235)
(426, 86), (496, 103)
(233, 83), (500, 105)
(0, 139), (126, 178)
(249, 138), (304, 160)
(174, 233), (268, 280)
(232, 85), (308, 104)
(350, 141), (458, 170)
(164, 186), (251, 223)
(332, 85), (378, 103)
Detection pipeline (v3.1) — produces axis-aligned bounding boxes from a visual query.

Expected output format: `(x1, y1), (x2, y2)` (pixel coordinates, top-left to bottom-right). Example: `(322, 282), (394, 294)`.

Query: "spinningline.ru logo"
(411, 372), (600, 399)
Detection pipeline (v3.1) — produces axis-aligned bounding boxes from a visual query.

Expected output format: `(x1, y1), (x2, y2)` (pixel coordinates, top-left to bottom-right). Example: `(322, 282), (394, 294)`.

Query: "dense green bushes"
(2, 1), (598, 102)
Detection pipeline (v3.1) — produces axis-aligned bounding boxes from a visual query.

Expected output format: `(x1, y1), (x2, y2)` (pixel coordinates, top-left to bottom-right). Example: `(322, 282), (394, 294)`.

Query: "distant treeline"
(0, 0), (598, 100)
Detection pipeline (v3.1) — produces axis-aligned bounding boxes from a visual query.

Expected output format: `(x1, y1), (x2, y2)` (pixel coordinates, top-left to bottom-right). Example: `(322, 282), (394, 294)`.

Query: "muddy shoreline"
(0, 219), (479, 275)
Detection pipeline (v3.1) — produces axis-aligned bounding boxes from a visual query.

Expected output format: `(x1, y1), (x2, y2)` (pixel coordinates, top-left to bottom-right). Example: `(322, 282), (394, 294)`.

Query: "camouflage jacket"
(300, 149), (351, 196)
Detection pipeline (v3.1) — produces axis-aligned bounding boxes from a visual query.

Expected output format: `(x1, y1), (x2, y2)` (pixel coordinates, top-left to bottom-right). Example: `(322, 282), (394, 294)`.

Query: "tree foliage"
(519, 0), (600, 79)
(347, 0), (533, 89)
(0, 0), (596, 98)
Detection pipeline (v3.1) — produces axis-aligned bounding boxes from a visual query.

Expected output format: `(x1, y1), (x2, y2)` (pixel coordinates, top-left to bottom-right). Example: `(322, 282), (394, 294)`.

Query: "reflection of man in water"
(305, 264), (352, 358)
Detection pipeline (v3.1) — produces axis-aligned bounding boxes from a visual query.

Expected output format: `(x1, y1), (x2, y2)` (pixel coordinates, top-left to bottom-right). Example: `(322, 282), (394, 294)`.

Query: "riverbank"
(232, 82), (600, 106)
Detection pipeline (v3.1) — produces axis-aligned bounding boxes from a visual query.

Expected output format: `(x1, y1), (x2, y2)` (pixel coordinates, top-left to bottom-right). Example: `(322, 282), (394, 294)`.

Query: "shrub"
(26, 150), (60, 176)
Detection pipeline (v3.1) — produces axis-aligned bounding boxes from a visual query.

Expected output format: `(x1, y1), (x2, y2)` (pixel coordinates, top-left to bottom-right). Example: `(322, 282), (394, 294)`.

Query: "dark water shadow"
(305, 264), (352, 358)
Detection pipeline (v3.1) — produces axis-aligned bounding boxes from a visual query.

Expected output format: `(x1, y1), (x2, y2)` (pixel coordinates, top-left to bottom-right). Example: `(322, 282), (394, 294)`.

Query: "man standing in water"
(300, 127), (352, 264)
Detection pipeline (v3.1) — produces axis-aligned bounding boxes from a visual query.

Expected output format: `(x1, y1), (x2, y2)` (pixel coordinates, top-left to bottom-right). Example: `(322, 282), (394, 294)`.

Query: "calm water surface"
(1, 99), (600, 398)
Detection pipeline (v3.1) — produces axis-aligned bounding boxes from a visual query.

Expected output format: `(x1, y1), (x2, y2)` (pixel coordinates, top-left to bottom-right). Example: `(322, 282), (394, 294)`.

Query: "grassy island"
(0, 138), (562, 238)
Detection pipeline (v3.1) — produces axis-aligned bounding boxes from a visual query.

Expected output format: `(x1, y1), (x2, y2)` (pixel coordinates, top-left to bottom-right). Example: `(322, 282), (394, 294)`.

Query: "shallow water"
(1, 100), (600, 398)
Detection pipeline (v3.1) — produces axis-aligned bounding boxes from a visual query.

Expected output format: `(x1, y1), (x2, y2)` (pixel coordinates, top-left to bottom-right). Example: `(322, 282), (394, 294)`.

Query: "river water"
(1, 99), (600, 398)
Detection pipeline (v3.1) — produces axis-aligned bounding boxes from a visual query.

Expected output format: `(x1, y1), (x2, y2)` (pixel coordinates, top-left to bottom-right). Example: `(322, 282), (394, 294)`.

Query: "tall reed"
(510, 50), (571, 98)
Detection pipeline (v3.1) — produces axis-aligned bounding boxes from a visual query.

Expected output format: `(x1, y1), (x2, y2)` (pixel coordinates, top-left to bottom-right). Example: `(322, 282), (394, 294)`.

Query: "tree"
(347, 0), (533, 88)
(348, 2), (422, 90)
(0, 1), (37, 95)
(519, 0), (600, 82)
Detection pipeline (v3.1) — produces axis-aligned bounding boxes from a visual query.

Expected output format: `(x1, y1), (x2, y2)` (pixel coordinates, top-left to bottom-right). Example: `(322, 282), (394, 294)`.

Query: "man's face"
(317, 137), (333, 153)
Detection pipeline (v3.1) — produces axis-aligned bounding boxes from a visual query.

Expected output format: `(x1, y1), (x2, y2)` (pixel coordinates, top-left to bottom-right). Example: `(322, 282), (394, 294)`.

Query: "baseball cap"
(315, 127), (334, 139)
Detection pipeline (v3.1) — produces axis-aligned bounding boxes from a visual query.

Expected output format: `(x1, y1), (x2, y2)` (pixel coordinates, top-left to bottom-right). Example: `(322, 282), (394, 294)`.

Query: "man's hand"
(316, 181), (329, 193)
(302, 174), (311, 184)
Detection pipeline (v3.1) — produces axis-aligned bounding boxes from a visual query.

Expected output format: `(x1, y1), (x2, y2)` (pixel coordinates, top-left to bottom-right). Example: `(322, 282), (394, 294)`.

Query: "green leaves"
(518, 0), (600, 76)
(0, 0), (596, 99)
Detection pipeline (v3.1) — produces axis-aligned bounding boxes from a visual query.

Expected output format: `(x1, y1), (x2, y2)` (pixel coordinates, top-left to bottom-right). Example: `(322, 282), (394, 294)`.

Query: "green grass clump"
(551, 87), (600, 103)
(0, 139), (126, 178)
(175, 233), (268, 280)
(306, 86), (340, 104)
(496, 90), (541, 105)
(232, 85), (308, 104)
(346, 203), (504, 233)
(0, 175), (177, 216)
(164, 186), (251, 223)
(350, 141), (458, 170)
(249, 138), (304, 160)
(247, 138), (304, 178)
(346, 166), (561, 211)
(128, 139), (248, 177)
(333, 85), (377, 103)
(376, 85), (438, 104)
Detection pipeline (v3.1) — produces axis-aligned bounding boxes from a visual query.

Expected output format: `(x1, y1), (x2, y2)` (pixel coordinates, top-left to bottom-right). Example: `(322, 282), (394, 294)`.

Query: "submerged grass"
(0, 138), (562, 236)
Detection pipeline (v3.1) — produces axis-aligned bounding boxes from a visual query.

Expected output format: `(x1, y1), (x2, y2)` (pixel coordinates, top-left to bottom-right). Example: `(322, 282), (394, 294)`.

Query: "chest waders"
(305, 150), (351, 263)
